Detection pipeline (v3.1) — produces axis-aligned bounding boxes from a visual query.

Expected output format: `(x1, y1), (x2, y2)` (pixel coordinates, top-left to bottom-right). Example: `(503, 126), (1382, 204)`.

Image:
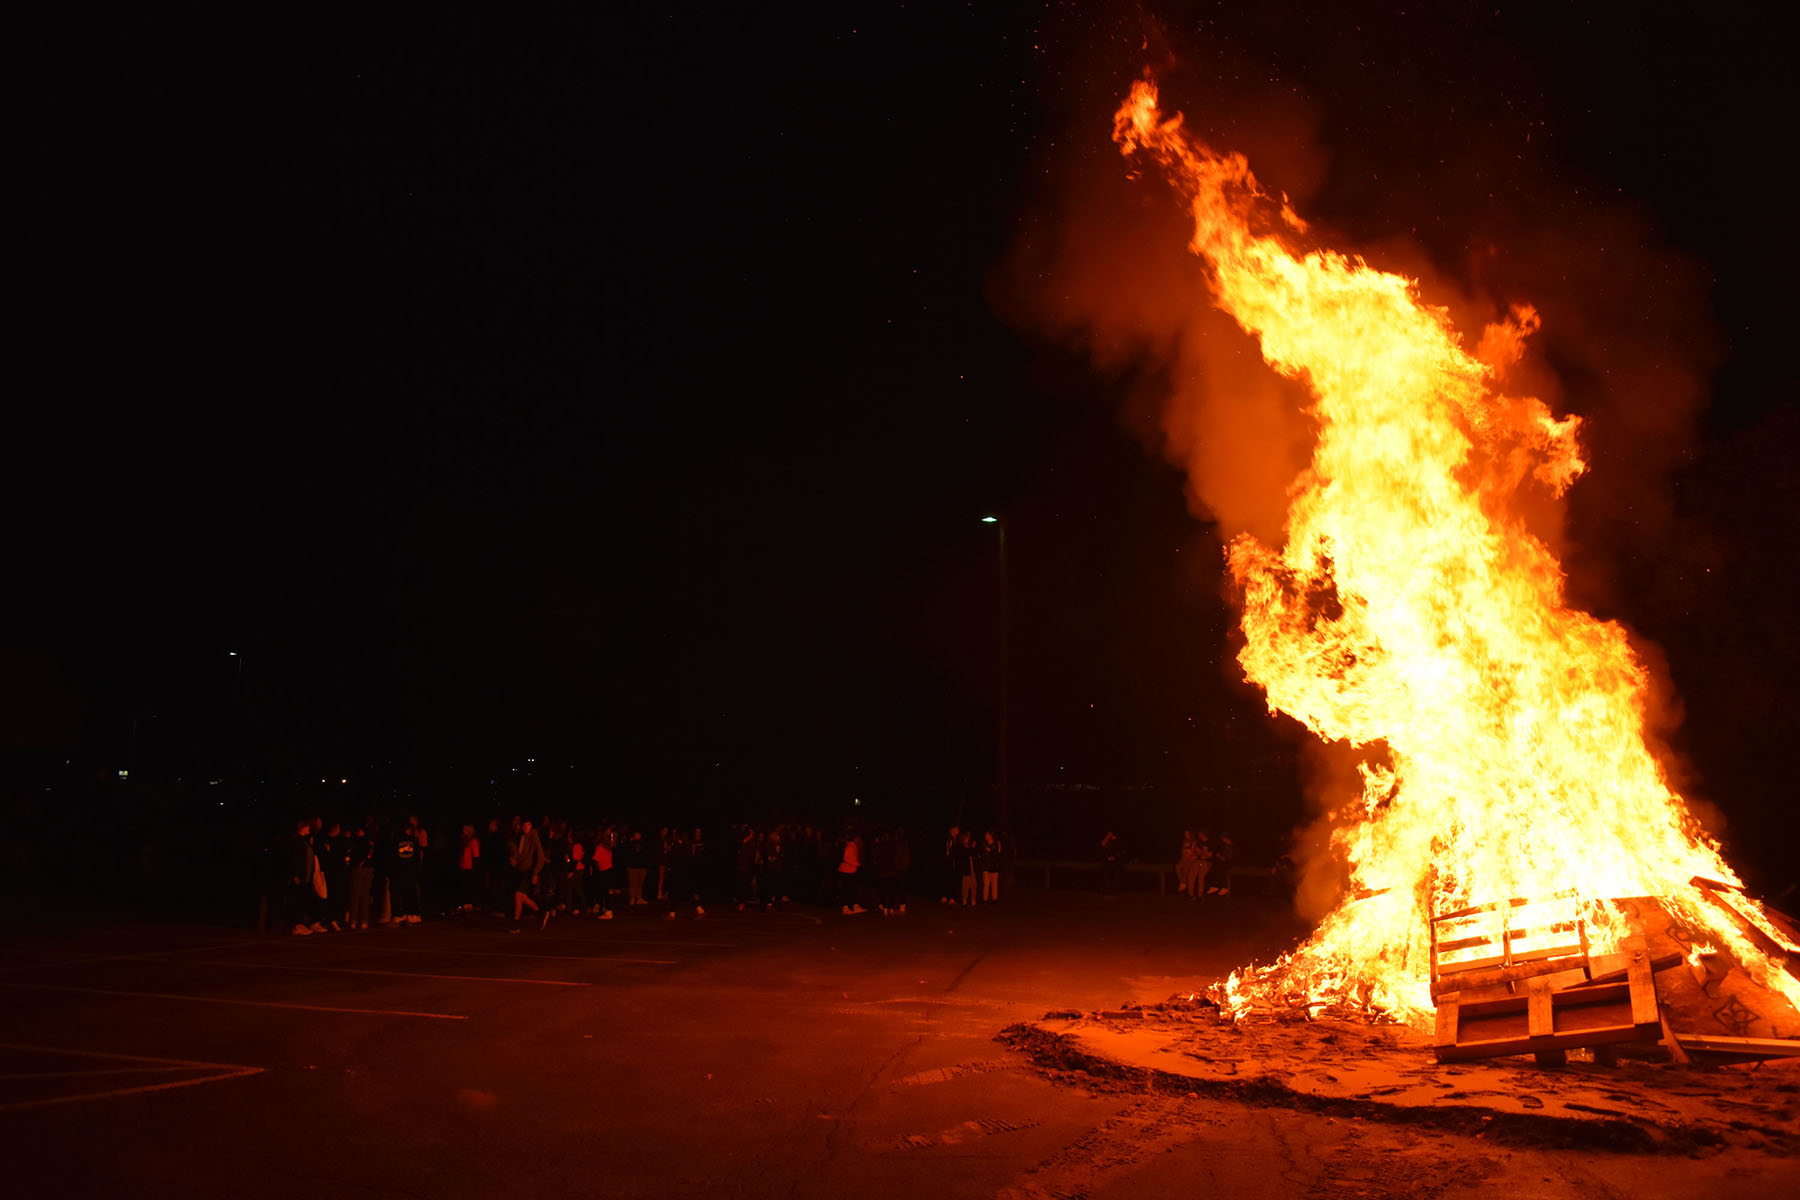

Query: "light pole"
(981, 516), (1008, 832)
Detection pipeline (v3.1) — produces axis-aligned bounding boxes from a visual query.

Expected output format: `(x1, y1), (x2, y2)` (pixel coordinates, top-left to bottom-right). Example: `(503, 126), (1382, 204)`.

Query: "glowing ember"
(1112, 79), (1800, 1026)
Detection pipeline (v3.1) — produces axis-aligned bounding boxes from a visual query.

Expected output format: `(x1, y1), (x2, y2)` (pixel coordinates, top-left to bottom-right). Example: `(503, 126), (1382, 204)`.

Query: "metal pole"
(997, 521), (1009, 834)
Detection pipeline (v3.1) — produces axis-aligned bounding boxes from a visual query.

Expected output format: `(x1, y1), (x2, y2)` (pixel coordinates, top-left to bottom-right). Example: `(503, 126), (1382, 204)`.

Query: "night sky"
(8, 5), (1795, 873)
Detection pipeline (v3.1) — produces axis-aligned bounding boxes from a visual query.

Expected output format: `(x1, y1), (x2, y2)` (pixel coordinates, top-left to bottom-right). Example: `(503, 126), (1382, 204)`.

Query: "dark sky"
(9, 4), (1796, 865)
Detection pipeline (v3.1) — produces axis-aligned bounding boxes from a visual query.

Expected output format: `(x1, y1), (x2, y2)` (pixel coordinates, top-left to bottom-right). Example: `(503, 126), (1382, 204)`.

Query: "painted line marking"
(0, 1041), (263, 1070)
(180, 960), (591, 986)
(309, 944), (677, 966)
(453, 933), (739, 949)
(0, 1069), (263, 1113)
(0, 983), (467, 1020)
(0, 1042), (265, 1114)
(1, 1067), (218, 1079)
(0, 942), (259, 973)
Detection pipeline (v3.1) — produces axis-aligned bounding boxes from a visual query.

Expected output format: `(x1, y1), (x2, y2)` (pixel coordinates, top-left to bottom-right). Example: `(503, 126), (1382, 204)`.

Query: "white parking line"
(320, 944), (677, 966)
(180, 960), (592, 986)
(0, 1042), (264, 1113)
(449, 933), (739, 949)
(0, 943), (259, 973)
(0, 1067), (215, 1079)
(0, 982), (467, 1020)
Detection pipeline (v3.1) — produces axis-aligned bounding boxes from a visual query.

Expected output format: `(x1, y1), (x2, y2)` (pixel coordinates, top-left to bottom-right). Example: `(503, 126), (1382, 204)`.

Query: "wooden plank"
(1460, 982), (1630, 1020)
(1434, 996), (1459, 1048)
(1659, 1013), (1691, 1066)
(1433, 1022), (1656, 1062)
(1526, 977), (1555, 1039)
(1626, 950), (1660, 1029)
(1560, 951), (1681, 989)
(1428, 954), (1586, 1000)
(1436, 936), (1496, 955)
(1676, 1035), (1800, 1058)
(1690, 875), (1800, 958)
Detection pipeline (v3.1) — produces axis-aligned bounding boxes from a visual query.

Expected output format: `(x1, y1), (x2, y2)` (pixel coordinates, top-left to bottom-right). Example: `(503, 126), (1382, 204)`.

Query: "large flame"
(1113, 79), (1799, 1024)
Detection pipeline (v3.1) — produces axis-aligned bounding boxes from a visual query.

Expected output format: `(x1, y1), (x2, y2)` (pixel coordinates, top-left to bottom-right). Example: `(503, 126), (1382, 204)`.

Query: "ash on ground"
(1003, 997), (1800, 1157)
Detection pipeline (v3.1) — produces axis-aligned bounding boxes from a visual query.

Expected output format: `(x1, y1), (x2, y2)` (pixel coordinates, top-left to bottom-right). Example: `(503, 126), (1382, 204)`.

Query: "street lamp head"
(981, 516), (999, 524)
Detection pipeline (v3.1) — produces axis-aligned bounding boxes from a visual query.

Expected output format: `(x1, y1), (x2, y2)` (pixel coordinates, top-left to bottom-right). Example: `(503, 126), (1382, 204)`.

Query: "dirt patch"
(996, 1020), (1800, 1156)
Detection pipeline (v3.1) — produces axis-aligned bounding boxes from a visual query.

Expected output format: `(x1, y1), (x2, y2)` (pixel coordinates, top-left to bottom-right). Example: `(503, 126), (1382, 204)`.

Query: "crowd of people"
(1174, 829), (1236, 899)
(277, 816), (1017, 934)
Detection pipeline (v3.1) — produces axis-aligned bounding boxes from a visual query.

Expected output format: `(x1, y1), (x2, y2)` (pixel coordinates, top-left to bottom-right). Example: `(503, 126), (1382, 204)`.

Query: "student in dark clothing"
(318, 821), (349, 931)
(390, 818), (423, 924)
(621, 830), (649, 908)
(734, 827), (761, 910)
(562, 836), (591, 913)
(939, 826), (962, 905)
(510, 818), (549, 930)
(456, 824), (482, 911)
(979, 830), (1003, 904)
(347, 824), (375, 929)
(955, 830), (979, 907)
(760, 830), (788, 905)
(662, 831), (703, 918)
(289, 819), (323, 935)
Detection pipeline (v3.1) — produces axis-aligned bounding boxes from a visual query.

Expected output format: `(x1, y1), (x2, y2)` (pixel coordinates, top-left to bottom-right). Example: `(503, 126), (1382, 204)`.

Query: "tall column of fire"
(1111, 79), (1799, 1024)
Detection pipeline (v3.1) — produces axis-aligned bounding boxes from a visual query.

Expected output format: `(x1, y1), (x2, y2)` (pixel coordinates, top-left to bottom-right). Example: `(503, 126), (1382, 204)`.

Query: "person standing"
(979, 830), (1002, 904)
(837, 828), (865, 914)
(481, 818), (508, 912)
(956, 830), (979, 907)
(734, 826), (761, 911)
(1099, 831), (1123, 896)
(510, 818), (548, 930)
(589, 826), (615, 919)
(318, 821), (350, 930)
(289, 819), (323, 935)
(622, 828), (649, 908)
(347, 822), (375, 929)
(761, 829), (788, 906)
(457, 824), (481, 911)
(390, 817), (423, 924)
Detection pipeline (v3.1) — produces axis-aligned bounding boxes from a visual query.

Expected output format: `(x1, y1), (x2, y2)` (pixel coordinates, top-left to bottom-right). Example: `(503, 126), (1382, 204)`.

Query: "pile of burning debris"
(1198, 877), (1800, 1070)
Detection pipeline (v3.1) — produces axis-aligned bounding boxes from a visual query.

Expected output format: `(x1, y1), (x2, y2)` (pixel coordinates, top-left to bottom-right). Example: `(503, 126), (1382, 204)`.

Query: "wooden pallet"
(1430, 893), (1589, 999)
(1434, 941), (1662, 1063)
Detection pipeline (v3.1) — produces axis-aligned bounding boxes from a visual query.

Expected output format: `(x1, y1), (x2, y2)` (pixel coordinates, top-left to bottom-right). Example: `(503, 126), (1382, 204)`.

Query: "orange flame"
(1114, 79), (1798, 1023)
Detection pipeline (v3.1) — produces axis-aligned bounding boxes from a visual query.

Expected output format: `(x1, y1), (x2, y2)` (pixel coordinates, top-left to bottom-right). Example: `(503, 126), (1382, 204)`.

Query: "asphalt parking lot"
(2, 893), (1795, 1199)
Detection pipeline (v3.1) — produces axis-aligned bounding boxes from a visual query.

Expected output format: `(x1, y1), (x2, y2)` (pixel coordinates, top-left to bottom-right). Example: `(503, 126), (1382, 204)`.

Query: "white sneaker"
(849, 904), (867, 915)
(292, 924), (313, 936)
(309, 922), (326, 933)
(898, 904), (906, 914)
(598, 910), (613, 920)
(841, 905), (852, 915)
(694, 906), (705, 917)
(406, 914), (422, 925)
(664, 911), (675, 920)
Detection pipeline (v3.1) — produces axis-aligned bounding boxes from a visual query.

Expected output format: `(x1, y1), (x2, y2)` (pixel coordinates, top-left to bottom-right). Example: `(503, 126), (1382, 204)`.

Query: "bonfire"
(1110, 79), (1799, 1051)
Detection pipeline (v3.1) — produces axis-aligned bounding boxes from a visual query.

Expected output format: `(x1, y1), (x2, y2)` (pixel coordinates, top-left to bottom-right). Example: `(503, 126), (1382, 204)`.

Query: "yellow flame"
(1115, 79), (1799, 1024)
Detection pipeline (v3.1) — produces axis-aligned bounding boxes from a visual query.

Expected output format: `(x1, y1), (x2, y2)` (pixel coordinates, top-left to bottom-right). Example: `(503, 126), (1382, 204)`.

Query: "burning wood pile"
(1429, 882), (1800, 1066)
(1109, 78), (1800, 1066)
